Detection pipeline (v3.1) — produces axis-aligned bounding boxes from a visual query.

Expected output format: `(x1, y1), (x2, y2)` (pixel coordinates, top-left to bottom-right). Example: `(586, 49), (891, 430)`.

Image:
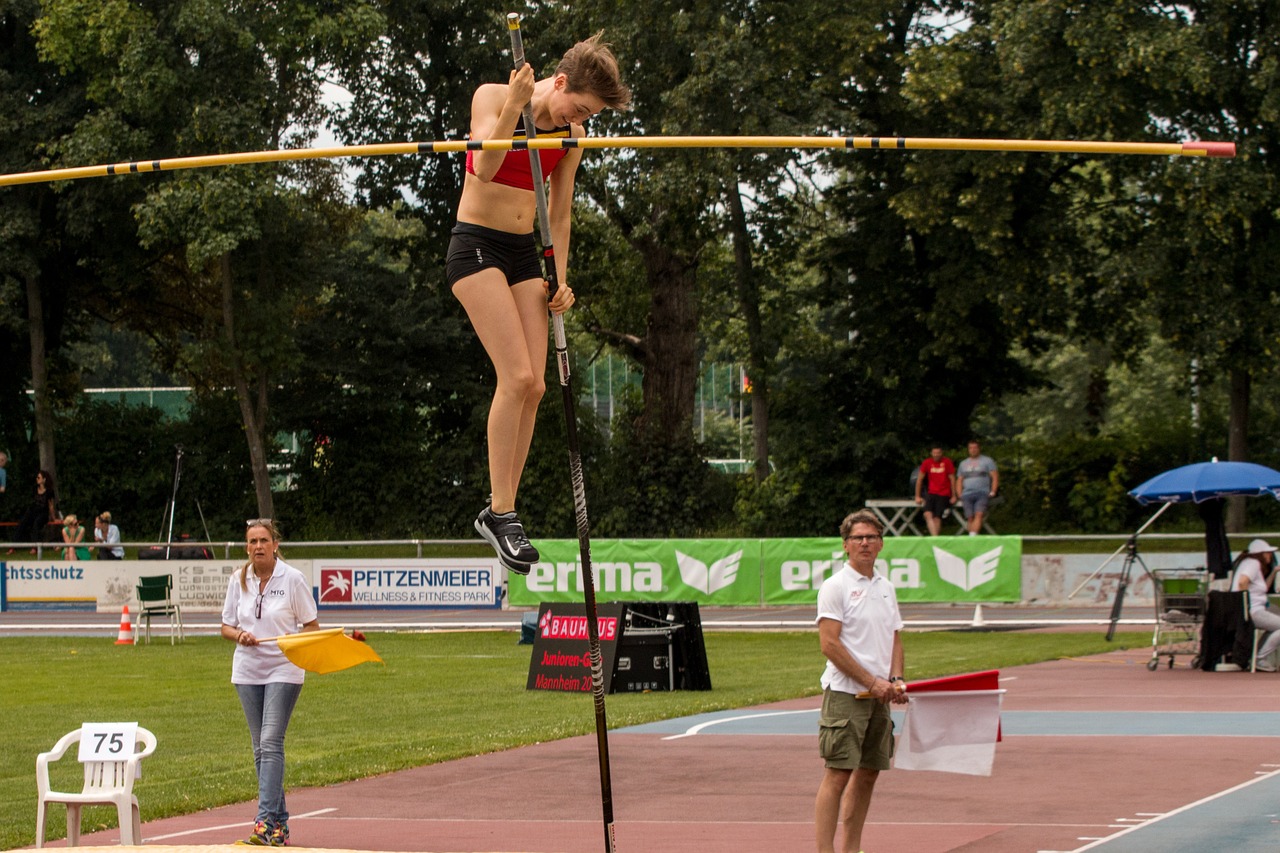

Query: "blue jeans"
(235, 682), (303, 824)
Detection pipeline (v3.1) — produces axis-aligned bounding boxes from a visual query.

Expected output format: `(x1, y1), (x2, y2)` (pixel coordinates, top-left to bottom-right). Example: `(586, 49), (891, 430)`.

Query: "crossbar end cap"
(1183, 141), (1236, 158)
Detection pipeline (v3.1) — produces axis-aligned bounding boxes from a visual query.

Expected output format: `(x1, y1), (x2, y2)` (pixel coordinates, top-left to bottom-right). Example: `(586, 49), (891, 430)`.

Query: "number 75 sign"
(77, 722), (139, 762)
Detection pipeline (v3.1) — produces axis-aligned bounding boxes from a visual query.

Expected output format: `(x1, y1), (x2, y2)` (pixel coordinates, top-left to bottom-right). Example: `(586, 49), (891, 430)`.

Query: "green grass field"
(3, 630), (1146, 849)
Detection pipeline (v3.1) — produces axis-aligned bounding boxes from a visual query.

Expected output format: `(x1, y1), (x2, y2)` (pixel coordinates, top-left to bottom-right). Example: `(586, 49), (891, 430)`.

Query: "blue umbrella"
(1129, 460), (1280, 505)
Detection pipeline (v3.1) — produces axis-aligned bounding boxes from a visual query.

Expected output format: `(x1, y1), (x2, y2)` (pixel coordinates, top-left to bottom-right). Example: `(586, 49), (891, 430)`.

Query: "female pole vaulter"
(446, 33), (631, 574)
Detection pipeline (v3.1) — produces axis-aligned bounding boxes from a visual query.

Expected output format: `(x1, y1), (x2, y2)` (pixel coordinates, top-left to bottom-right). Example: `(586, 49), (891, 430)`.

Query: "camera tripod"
(157, 444), (212, 556)
(1070, 501), (1171, 640)
(1106, 536), (1152, 641)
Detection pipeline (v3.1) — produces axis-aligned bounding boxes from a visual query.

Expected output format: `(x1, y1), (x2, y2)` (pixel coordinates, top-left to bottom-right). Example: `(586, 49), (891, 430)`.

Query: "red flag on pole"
(895, 670), (1005, 776)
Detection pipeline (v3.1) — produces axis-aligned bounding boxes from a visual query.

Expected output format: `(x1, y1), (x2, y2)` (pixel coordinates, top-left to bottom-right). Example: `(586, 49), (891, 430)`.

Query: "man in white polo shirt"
(815, 510), (907, 853)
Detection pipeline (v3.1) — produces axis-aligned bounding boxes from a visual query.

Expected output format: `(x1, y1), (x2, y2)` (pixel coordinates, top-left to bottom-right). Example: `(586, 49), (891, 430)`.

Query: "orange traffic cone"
(114, 605), (135, 645)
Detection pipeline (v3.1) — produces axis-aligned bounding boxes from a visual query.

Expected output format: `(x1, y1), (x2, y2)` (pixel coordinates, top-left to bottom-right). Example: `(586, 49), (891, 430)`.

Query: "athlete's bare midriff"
(456, 173), (537, 234)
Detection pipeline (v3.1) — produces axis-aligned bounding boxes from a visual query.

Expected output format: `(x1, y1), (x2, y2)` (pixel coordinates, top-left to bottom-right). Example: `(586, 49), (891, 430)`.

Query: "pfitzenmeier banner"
(508, 536), (1021, 606)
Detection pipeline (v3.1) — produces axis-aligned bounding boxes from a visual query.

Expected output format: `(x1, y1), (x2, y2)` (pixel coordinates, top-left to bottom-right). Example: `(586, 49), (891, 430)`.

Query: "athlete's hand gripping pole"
(508, 13), (617, 853)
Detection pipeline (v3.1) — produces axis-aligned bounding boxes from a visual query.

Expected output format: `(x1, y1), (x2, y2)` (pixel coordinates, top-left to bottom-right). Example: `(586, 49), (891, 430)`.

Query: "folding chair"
(35, 724), (157, 846)
(136, 574), (184, 644)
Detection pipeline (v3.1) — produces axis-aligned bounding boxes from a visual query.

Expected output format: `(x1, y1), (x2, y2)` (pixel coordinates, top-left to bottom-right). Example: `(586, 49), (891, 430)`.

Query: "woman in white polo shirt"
(220, 519), (319, 846)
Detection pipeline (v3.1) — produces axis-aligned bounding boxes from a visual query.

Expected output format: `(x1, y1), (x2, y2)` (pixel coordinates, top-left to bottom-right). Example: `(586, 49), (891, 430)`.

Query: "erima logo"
(676, 549), (742, 595)
(933, 546), (1003, 592)
(525, 560), (664, 593)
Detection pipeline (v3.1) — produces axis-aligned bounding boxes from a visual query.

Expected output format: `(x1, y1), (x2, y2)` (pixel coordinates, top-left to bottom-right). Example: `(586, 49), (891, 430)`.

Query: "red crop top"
(465, 115), (573, 191)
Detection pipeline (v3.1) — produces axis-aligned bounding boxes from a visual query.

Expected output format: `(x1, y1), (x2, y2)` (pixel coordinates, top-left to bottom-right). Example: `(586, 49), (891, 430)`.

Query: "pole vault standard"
(0, 136), (1234, 188)
(507, 13), (616, 853)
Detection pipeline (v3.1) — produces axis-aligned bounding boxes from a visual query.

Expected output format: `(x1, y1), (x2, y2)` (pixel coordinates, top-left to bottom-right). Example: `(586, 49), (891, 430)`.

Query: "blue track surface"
(1077, 770), (1280, 852)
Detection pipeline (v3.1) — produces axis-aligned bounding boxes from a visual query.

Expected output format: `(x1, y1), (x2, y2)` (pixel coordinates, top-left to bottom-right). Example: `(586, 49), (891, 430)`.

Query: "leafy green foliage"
(52, 400), (179, 529)
(7, 0), (1280, 539)
(271, 206), (486, 538)
(589, 396), (737, 537)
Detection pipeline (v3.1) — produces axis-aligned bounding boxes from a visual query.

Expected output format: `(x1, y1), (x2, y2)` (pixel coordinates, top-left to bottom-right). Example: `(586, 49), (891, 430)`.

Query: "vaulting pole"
(0, 136), (1235, 188)
(506, 13), (616, 853)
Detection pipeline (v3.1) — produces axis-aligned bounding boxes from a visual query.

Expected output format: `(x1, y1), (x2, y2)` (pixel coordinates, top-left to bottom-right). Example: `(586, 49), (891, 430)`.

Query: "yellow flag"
(273, 628), (383, 674)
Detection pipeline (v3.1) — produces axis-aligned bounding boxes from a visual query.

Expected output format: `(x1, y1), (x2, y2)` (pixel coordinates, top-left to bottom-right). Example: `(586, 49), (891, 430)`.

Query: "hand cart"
(1147, 568), (1207, 670)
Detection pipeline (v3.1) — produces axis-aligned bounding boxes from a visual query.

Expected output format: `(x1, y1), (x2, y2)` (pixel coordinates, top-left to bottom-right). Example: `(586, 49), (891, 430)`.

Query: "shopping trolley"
(1147, 568), (1208, 670)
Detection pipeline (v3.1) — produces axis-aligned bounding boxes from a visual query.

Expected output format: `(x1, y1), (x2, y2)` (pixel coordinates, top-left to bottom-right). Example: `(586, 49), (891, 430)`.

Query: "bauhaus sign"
(526, 602), (627, 693)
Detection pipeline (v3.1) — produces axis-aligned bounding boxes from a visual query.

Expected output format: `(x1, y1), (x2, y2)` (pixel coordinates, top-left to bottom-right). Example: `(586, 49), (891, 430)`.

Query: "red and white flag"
(895, 670), (1005, 776)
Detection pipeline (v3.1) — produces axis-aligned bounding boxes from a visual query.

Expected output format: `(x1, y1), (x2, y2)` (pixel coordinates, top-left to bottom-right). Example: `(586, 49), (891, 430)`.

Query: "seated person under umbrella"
(1234, 539), (1280, 671)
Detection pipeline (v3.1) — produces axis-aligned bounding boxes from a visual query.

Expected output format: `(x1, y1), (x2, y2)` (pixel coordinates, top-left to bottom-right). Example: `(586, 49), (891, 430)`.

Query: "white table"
(864, 499), (926, 536)
(864, 498), (998, 536)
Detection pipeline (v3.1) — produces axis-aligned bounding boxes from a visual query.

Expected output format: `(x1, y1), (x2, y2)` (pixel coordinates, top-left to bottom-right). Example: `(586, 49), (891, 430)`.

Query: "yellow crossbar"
(0, 135), (1235, 188)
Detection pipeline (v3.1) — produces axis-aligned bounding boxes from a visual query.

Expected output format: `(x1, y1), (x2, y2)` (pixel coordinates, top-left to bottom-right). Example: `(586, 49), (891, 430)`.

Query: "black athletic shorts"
(922, 493), (951, 518)
(445, 222), (543, 287)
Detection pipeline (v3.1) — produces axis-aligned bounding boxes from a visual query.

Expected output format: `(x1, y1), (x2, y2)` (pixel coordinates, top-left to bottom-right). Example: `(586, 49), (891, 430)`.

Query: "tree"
(960, 1), (1280, 530)
(37, 0), (383, 518)
(0, 0), (103, 486)
(1133, 1), (1280, 530)
(276, 206), (484, 538)
(331, 0), (508, 244)
(655, 1), (842, 484)
(735, 1), (1040, 531)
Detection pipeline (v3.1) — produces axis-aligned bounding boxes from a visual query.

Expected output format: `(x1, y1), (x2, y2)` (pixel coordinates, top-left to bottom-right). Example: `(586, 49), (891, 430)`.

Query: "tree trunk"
(727, 179), (771, 483)
(1226, 366), (1250, 533)
(636, 237), (699, 447)
(25, 272), (57, 480)
(219, 254), (275, 519)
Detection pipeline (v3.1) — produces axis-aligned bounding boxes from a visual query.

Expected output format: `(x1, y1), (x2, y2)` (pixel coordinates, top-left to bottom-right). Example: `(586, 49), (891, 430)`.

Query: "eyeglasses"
(844, 535), (883, 543)
(255, 577), (271, 619)
(246, 518), (273, 527)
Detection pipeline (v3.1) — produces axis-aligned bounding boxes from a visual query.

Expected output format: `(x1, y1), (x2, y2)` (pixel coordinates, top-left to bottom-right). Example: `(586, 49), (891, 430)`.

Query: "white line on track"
(661, 708), (817, 740)
(145, 808), (337, 841)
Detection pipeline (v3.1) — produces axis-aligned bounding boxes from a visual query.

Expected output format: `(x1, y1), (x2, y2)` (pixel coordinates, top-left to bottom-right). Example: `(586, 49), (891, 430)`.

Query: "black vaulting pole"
(507, 13), (618, 853)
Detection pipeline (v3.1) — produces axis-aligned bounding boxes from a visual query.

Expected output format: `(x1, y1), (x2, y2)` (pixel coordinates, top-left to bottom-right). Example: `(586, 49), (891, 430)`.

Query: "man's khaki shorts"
(818, 687), (895, 771)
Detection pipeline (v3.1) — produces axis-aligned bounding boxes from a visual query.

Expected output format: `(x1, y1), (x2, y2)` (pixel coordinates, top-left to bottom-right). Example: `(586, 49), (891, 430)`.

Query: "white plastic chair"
(35, 725), (157, 847)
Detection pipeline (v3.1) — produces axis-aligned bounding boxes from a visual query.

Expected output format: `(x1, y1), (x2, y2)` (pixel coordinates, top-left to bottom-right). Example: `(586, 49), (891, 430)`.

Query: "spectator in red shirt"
(914, 446), (956, 535)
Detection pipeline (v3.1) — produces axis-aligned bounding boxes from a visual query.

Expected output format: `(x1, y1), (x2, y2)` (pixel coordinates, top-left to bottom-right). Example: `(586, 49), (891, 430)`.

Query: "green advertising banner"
(509, 539), (762, 606)
(762, 536), (1022, 605)
(509, 536), (1021, 606)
